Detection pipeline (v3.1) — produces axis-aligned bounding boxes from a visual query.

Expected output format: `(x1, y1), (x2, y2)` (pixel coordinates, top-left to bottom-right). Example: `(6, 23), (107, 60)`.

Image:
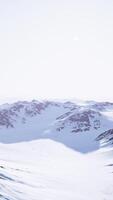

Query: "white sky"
(0, 0), (113, 103)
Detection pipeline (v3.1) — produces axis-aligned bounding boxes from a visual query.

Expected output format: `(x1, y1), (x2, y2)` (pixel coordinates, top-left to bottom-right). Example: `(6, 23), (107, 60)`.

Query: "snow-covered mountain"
(0, 99), (113, 200)
(0, 99), (113, 151)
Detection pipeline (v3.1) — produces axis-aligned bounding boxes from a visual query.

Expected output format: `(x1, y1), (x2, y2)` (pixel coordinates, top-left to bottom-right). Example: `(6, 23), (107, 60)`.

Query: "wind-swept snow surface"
(0, 140), (113, 200)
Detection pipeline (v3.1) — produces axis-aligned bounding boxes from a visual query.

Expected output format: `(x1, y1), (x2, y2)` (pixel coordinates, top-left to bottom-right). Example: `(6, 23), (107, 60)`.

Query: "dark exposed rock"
(96, 129), (113, 143)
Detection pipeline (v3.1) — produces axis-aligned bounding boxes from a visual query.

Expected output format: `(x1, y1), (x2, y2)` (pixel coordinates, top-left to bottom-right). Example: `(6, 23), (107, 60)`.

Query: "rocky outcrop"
(96, 129), (113, 144)
(56, 109), (101, 133)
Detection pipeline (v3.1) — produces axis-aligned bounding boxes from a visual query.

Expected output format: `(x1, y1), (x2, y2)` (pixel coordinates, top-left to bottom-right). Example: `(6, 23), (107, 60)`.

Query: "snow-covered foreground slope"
(0, 140), (113, 200)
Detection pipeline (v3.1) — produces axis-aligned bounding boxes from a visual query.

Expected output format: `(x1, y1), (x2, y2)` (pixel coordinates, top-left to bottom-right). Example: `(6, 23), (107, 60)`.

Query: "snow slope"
(0, 140), (113, 200)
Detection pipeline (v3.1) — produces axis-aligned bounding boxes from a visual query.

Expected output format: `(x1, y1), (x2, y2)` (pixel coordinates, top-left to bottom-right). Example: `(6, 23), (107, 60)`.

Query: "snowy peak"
(56, 108), (101, 133)
(0, 100), (60, 128)
(0, 99), (113, 152)
(0, 99), (113, 132)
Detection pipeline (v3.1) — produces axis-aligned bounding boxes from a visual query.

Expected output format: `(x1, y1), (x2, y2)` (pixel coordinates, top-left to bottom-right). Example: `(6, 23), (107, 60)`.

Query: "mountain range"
(0, 99), (113, 152)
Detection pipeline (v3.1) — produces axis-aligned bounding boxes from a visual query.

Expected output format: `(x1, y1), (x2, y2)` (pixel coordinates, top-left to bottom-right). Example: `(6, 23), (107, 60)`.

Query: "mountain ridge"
(0, 99), (113, 152)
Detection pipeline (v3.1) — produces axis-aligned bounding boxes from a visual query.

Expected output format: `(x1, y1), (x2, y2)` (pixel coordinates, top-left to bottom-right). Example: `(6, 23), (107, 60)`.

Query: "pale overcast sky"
(0, 0), (113, 103)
